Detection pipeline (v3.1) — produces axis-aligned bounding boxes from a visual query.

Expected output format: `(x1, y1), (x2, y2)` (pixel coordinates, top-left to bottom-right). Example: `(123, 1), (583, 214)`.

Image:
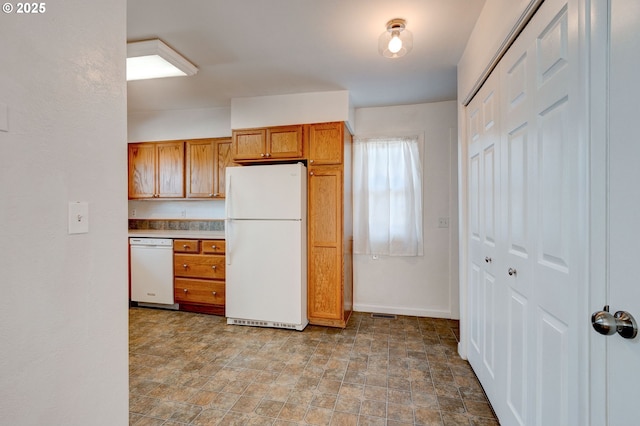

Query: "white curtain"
(353, 136), (423, 256)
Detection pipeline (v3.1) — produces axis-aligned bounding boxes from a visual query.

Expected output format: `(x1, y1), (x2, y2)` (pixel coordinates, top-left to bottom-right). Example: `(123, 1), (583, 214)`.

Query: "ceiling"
(127, 0), (486, 113)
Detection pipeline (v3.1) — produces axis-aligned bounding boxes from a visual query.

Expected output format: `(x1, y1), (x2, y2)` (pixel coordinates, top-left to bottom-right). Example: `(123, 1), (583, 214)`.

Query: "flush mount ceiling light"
(126, 39), (198, 81)
(378, 18), (413, 59)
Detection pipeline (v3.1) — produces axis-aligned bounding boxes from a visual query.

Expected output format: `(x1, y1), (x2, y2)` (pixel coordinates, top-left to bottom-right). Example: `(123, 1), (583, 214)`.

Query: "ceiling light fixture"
(378, 18), (413, 59)
(126, 39), (198, 81)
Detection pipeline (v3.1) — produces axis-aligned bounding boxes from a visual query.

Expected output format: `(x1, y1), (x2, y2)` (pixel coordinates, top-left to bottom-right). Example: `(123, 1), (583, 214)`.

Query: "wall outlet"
(181, 209), (187, 218)
(131, 209), (136, 217)
(438, 217), (450, 228)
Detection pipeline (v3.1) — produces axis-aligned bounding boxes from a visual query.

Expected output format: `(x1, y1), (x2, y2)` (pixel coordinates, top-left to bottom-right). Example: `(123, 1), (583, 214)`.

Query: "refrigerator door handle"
(226, 218), (232, 265)
(226, 173), (232, 265)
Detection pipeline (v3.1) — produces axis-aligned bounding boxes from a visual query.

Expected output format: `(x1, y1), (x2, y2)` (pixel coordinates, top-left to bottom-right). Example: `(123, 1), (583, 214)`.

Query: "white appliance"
(225, 163), (307, 331)
(129, 237), (177, 308)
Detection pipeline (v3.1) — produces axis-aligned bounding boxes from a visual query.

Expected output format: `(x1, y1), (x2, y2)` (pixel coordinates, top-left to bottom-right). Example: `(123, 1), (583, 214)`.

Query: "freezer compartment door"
(226, 163), (306, 220)
(226, 220), (307, 326)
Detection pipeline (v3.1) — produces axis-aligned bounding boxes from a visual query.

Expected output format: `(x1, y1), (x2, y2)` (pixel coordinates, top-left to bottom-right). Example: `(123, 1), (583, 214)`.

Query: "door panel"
(507, 290), (527, 426)
(536, 310), (569, 425)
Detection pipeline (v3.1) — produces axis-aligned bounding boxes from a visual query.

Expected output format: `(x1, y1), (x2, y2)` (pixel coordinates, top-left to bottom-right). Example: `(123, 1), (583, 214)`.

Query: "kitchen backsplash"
(128, 219), (224, 231)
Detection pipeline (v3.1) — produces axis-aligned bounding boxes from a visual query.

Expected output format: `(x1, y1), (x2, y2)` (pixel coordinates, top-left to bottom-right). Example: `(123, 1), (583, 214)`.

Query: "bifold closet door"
(466, 70), (504, 409)
(466, 0), (585, 424)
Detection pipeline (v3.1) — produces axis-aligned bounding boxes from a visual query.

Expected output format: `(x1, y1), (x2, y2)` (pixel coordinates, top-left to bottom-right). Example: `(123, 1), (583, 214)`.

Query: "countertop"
(128, 229), (225, 239)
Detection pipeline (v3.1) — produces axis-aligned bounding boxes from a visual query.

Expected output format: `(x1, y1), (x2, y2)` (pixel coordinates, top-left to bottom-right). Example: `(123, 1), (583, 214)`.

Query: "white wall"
(231, 90), (354, 131)
(128, 106), (231, 142)
(353, 101), (459, 319)
(0, 2), (128, 425)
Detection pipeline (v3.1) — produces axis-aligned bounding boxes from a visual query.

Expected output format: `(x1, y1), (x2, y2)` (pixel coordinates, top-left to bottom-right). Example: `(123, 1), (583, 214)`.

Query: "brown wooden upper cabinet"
(232, 125), (303, 162)
(307, 122), (344, 165)
(128, 141), (184, 199)
(185, 138), (234, 199)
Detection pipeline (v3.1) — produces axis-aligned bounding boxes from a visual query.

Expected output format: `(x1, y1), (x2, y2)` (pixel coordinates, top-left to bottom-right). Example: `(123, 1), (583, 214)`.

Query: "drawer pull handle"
(183, 288), (188, 293)
(182, 264), (188, 269)
(508, 267), (517, 276)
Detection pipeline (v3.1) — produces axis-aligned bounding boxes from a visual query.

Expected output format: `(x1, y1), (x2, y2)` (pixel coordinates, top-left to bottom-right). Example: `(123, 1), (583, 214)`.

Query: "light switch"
(68, 202), (89, 234)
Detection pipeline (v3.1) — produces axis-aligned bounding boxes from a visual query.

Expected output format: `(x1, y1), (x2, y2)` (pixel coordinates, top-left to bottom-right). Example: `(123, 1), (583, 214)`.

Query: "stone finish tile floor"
(129, 308), (499, 425)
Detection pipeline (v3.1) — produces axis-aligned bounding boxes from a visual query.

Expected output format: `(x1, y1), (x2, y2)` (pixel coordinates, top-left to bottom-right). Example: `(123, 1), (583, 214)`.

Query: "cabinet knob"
(485, 257), (492, 263)
(213, 193), (219, 197)
(183, 288), (188, 293)
(183, 244), (189, 249)
(182, 264), (188, 269)
(211, 265), (217, 270)
(208, 193), (213, 197)
(508, 267), (517, 276)
(211, 245), (217, 249)
(266, 153), (271, 158)
(310, 159), (314, 163)
(212, 291), (217, 296)
(310, 172), (314, 176)
(260, 153), (265, 157)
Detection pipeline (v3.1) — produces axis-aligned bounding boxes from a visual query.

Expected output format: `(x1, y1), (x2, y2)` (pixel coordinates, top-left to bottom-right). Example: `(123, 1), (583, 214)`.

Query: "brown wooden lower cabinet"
(173, 239), (225, 315)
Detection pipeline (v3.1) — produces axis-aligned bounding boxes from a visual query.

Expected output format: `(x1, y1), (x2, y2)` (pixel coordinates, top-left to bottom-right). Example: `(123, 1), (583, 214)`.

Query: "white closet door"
(466, 0), (585, 424)
(501, 0), (583, 424)
(466, 70), (503, 408)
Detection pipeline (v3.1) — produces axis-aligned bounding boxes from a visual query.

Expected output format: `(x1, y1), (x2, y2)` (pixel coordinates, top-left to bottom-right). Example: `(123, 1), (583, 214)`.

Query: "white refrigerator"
(225, 163), (308, 331)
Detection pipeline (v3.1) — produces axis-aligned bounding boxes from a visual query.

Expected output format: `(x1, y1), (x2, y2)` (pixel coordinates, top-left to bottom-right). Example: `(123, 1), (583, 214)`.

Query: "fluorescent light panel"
(126, 39), (198, 81)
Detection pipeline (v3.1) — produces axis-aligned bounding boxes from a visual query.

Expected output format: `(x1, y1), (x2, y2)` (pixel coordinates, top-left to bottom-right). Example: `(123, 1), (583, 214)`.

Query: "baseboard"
(353, 303), (452, 319)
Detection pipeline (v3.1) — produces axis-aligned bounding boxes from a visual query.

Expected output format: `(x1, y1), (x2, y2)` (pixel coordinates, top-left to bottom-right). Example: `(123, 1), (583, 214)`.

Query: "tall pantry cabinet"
(307, 122), (353, 328)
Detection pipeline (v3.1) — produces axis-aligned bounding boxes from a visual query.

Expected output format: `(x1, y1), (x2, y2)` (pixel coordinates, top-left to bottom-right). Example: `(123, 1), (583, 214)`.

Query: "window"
(353, 135), (423, 256)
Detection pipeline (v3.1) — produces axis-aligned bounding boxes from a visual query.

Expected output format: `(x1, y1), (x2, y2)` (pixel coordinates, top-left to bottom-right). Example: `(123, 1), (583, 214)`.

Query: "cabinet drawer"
(174, 239), (199, 253)
(174, 254), (225, 279)
(175, 278), (225, 305)
(201, 240), (226, 254)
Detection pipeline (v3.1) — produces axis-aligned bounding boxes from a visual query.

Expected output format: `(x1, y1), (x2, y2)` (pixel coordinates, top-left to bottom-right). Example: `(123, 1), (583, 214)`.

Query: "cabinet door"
(232, 129), (267, 161)
(156, 142), (185, 198)
(308, 122), (343, 165)
(308, 166), (344, 324)
(186, 139), (215, 198)
(266, 125), (303, 159)
(128, 143), (156, 199)
(214, 139), (234, 198)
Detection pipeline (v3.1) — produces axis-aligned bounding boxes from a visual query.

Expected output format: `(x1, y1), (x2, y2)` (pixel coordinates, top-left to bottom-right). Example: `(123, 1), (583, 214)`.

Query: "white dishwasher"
(129, 238), (176, 308)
